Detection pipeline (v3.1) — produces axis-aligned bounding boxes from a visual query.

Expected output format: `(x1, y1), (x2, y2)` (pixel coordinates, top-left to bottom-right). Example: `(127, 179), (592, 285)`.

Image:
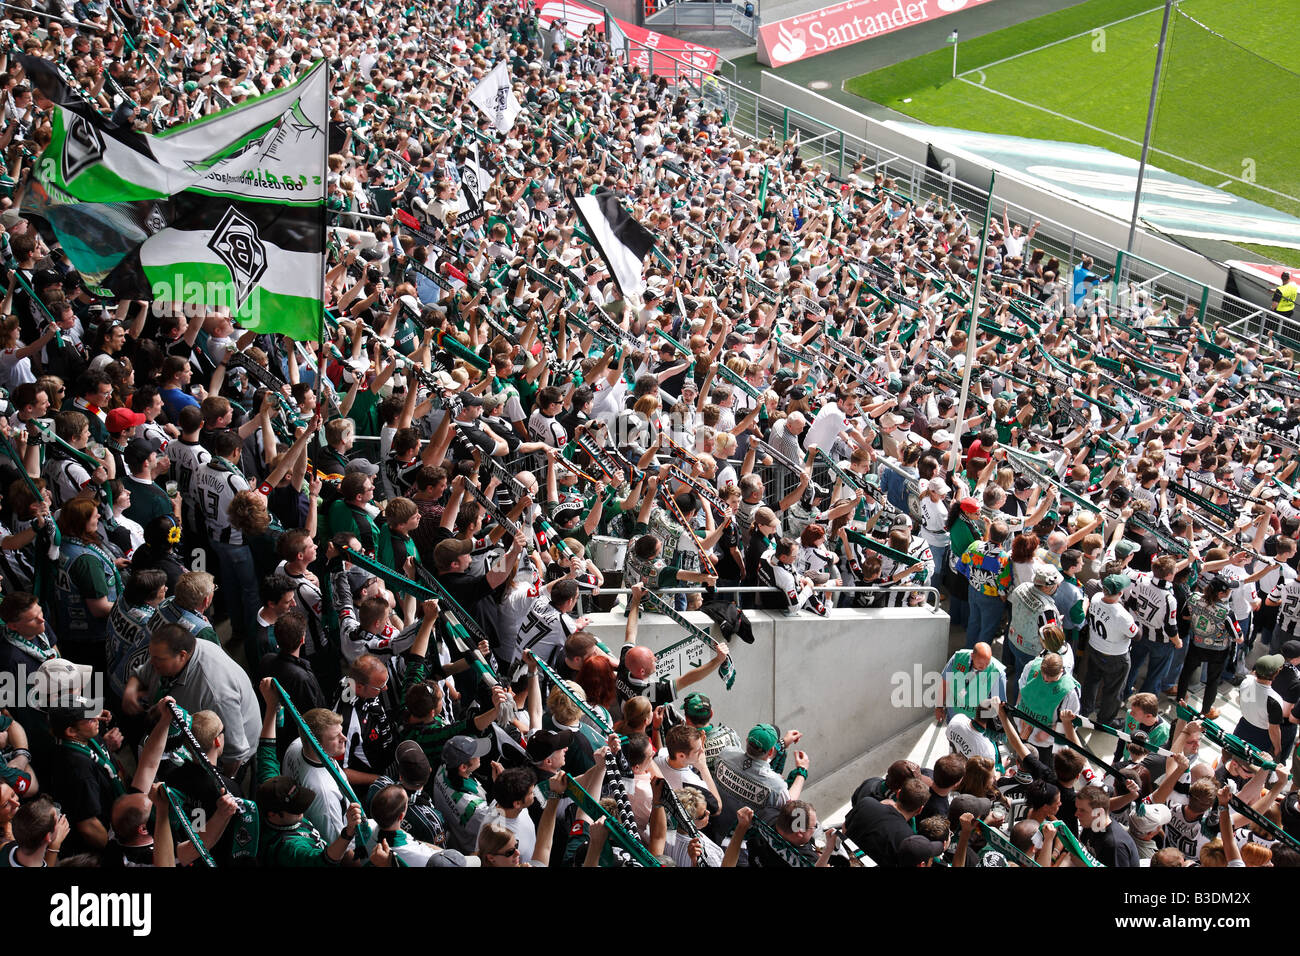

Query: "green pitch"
(844, 0), (1300, 262)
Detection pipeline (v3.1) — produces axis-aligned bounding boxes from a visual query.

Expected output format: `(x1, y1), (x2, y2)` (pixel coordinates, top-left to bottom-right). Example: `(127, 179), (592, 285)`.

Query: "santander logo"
(770, 23), (808, 64)
(760, 0), (994, 68)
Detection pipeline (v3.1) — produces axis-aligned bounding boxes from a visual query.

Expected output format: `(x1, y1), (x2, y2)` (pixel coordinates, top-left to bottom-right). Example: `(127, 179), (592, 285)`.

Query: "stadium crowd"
(0, 0), (1297, 870)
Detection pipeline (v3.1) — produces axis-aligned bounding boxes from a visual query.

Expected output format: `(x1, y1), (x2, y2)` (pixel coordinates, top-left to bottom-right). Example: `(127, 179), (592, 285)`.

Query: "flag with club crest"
(468, 60), (523, 134)
(455, 142), (490, 226)
(21, 54), (329, 341)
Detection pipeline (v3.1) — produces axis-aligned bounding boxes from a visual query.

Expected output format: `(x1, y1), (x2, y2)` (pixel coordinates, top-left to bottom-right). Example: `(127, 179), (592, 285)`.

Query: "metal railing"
(643, 0), (759, 39)
(1112, 250), (1292, 346)
(589, 584), (945, 610)
(623, 42), (738, 84)
(679, 69), (1283, 349)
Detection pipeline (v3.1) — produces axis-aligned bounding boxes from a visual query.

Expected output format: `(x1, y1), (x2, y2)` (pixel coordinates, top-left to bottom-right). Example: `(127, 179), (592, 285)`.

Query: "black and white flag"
(455, 142), (489, 226)
(572, 187), (655, 300)
(468, 61), (522, 134)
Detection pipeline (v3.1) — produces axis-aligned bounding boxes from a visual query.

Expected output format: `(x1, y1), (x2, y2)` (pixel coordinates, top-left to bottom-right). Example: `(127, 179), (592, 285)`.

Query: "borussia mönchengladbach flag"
(468, 60), (523, 134)
(571, 187), (656, 299)
(22, 55), (328, 341)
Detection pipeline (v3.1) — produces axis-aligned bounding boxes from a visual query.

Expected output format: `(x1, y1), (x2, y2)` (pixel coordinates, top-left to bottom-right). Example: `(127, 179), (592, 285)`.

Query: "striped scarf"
(602, 751), (644, 867)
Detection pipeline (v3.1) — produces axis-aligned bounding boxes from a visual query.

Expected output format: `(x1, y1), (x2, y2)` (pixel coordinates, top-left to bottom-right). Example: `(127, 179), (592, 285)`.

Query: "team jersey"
(1268, 575), (1300, 636)
(946, 713), (998, 762)
(515, 597), (576, 671)
(1163, 796), (1218, 859)
(192, 458), (251, 544)
(1124, 571), (1179, 642)
(616, 642), (675, 707)
(527, 409), (567, 447)
(276, 561), (326, 658)
(1086, 598), (1139, 655)
(170, 439), (212, 526)
(42, 449), (93, 509)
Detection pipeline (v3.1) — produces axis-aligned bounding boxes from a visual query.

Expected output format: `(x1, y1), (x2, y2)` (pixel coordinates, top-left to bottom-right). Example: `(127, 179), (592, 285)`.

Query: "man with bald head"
(618, 584), (730, 707)
(936, 642), (1007, 724)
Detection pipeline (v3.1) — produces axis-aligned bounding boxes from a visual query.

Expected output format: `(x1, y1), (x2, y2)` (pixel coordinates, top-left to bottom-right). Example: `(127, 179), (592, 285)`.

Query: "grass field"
(843, 0), (1300, 265)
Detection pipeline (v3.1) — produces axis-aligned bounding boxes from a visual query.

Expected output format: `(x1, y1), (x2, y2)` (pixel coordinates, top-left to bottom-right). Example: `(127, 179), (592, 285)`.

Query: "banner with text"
(533, 0), (719, 79)
(758, 0), (996, 68)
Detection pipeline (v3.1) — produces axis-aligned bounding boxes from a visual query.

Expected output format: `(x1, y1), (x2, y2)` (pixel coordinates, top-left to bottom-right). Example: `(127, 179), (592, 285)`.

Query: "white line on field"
(954, 75), (1300, 204)
(1217, 179), (1233, 187)
(956, 3), (1167, 78)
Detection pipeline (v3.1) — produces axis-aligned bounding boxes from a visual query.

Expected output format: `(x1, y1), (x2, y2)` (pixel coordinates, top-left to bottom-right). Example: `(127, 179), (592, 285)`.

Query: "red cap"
(959, 497), (981, 514)
(105, 407), (146, 433)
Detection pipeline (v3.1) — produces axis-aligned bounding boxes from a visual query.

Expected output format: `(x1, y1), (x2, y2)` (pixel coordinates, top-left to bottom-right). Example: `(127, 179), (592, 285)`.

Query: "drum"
(590, 535), (628, 572)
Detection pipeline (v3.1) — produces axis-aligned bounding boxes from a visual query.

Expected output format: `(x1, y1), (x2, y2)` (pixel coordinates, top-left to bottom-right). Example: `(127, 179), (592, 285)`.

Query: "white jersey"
(946, 713), (998, 762)
(192, 459), (251, 544)
(919, 495), (949, 551)
(43, 452), (93, 509)
(527, 410), (567, 448)
(1163, 795), (1216, 859)
(282, 737), (348, 843)
(1086, 598), (1139, 656)
(496, 581), (542, 667)
(1220, 563), (1254, 619)
(170, 438), (211, 510)
(275, 561), (325, 658)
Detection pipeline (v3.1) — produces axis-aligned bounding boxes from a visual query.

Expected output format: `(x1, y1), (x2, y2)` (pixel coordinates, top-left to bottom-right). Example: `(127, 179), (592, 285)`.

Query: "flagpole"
(951, 170), (995, 491)
(314, 61), (330, 432)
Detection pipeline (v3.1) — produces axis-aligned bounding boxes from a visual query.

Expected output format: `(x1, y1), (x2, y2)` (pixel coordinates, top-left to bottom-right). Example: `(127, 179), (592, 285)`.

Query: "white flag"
(468, 61), (522, 135)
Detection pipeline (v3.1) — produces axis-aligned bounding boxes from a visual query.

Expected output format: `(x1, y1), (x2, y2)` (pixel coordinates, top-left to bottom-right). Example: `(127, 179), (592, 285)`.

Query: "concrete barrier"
(585, 604), (950, 778)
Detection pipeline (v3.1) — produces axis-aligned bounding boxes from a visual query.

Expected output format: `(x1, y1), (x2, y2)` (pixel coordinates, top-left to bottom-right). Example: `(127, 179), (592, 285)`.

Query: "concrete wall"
(757, 72), (1232, 290)
(585, 604), (950, 777)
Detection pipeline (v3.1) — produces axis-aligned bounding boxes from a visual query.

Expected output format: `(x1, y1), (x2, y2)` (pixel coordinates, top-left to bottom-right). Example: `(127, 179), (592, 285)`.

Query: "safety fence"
(624, 47), (1282, 350)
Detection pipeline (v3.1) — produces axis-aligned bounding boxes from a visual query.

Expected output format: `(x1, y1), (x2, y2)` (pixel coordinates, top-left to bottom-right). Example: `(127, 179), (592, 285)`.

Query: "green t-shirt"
(67, 553), (110, 601)
(122, 478), (174, 528)
(348, 390), (380, 438)
(328, 500), (379, 551)
(377, 527), (416, 572)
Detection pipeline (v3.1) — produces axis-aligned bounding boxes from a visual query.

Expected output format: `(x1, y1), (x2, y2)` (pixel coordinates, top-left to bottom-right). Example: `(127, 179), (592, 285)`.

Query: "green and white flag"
(23, 55), (329, 341)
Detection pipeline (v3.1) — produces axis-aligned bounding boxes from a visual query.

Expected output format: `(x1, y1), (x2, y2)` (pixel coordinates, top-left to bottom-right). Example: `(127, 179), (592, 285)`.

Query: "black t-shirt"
(918, 788), (951, 825)
(616, 642), (674, 707)
(1020, 752), (1079, 836)
(1081, 819), (1140, 867)
(654, 359), (689, 399)
(1273, 664), (1300, 710)
(715, 520), (743, 581)
(434, 568), (505, 658)
(742, 533), (771, 587)
(49, 744), (121, 851)
(843, 796), (915, 867)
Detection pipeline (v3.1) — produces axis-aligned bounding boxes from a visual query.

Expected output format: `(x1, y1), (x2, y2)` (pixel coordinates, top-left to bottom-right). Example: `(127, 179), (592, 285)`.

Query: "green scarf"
(59, 737), (125, 798)
(1, 625), (57, 663)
